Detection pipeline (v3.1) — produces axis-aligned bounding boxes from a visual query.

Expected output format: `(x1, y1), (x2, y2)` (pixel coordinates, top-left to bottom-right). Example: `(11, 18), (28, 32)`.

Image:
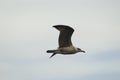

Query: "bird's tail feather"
(46, 50), (60, 58)
(47, 50), (56, 53)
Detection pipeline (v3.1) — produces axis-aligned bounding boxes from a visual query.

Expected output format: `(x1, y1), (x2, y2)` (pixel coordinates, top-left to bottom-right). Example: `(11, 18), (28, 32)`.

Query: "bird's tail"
(47, 50), (56, 53)
(46, 50), (59, 58)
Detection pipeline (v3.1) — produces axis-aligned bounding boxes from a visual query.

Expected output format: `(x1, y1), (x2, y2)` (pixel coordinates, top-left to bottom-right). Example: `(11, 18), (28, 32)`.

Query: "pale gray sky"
(0, 0), (120, 80)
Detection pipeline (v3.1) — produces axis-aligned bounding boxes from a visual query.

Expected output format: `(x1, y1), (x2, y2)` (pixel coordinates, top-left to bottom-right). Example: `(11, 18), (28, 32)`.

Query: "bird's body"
(48, 46), (78, 54)
(47, 25), (85, 58)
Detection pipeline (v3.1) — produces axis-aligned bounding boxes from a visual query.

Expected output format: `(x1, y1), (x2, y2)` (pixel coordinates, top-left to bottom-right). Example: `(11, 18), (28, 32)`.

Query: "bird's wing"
(53, 25), (74, 48)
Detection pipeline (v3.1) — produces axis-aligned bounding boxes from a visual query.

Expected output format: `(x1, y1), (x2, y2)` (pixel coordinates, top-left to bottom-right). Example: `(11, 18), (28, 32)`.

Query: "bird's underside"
(47, 48), (78, 58)
(46, 25), (85, 58)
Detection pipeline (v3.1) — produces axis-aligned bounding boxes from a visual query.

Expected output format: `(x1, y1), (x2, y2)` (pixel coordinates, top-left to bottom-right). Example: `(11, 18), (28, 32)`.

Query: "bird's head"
(77, 48), (85, 53)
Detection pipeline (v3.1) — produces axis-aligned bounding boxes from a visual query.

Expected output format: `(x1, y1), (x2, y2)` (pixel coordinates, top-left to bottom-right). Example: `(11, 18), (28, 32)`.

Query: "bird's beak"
(81, 50), (85, 53)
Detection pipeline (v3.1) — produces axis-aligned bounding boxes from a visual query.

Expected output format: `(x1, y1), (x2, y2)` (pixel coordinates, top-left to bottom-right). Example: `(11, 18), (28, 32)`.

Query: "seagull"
(47, 25), (85, 58)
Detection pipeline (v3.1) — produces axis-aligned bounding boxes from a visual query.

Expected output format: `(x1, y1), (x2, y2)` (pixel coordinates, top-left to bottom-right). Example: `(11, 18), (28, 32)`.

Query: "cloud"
(1, 51), (120, 80)
(0, 0), (120, 80)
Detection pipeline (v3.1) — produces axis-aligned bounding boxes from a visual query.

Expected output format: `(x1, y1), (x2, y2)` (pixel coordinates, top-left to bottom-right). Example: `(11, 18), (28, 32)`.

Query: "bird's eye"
(77, 48), (80, 50)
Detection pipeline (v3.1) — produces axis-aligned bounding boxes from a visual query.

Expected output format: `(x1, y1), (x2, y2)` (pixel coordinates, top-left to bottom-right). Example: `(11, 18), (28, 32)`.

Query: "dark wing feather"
(53, 25), (74, 48)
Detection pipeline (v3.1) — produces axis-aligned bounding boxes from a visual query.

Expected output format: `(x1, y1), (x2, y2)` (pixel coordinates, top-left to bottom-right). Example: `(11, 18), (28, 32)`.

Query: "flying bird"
(47, 25), (85, 58)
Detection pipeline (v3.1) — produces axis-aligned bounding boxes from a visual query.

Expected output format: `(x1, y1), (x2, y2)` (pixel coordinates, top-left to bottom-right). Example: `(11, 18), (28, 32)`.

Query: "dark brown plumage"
(47, 25), (85, 58)
(53, 25), (74, 48)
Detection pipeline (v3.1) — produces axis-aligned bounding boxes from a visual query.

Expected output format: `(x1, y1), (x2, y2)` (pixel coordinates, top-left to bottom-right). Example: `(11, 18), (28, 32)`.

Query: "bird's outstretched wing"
(53, 25), (74, 48)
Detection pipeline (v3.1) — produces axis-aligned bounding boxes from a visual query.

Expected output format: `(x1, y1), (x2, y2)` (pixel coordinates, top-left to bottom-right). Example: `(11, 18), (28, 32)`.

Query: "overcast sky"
(0, 0), (120, 80)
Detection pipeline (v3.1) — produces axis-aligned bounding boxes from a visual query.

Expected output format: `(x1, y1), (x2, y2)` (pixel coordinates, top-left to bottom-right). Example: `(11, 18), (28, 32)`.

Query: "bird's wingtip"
(49, 53), (56, 58)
